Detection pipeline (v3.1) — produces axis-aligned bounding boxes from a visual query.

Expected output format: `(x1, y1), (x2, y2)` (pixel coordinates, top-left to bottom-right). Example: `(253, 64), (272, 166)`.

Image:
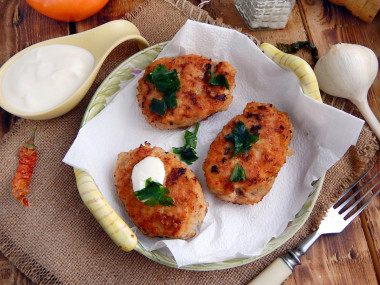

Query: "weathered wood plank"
(0, 1), (70, 62)
(189, 0), (309, 43)
(361, 152), (380, 282)
(286, 219), (378, 284)
(0, 251), (34, 284)
(188, 0), (317, 70)
(75, 0), (146, 31)
(299, 0), (380, 281)
(287, 0), (380, 284)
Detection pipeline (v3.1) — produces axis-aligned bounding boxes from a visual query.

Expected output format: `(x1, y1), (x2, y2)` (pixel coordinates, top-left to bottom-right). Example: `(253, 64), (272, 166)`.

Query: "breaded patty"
(114, 142), (208, 239)
(137, 54), (236, 129)
(203, 102), (294, 205)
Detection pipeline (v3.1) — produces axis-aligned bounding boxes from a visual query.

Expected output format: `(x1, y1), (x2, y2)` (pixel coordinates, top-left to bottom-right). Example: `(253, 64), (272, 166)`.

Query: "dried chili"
(11, 127), (37, 207)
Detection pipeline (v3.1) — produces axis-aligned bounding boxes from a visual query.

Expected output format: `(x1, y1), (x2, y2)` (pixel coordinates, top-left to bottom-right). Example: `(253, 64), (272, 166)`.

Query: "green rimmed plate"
(76, 42), (324, 271)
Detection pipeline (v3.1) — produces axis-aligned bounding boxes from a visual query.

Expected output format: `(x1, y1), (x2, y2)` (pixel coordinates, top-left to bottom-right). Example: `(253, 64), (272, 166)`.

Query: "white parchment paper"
(63, 20), (364, 267)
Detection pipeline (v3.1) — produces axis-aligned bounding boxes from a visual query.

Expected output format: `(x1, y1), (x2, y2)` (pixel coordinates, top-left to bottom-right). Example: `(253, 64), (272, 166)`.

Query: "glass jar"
(235, 0), (296, 30)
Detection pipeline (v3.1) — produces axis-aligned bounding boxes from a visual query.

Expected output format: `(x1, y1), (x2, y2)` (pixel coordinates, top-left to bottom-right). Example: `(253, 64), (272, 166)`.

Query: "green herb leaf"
(225, 121), (259, 158)
(172, 146), (198, 165)
(163, 92), (178, 109)
(172, 122), (200, 165)
(146, 65), (181, 94)
(149, 98), (167, 116)
(277, 41), (319, 65)
(230, 163), (247, 182)
(146, 65), (180, 115)
(208, 70), (229, 90)
(134, 178), (175, 207)
(184, 122), (200, 148)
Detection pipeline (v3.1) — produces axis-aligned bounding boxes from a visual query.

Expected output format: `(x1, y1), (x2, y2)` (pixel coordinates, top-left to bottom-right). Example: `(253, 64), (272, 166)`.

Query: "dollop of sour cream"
(2, 44), (94, 113)
(132, 156), (165, 192)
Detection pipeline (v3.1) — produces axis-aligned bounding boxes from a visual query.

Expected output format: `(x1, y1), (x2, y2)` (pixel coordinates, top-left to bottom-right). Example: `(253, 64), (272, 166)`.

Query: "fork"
(249, 165), (380, 285)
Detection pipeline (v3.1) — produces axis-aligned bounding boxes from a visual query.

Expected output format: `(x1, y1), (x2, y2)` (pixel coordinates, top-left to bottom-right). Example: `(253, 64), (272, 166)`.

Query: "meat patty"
(114, 142), (208, 239)
(203, 102), (294, 205)
(137, 54), (236, 129)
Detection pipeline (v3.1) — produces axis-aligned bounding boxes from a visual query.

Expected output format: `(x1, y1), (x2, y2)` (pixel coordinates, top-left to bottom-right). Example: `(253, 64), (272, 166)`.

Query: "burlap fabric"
(0, 0), (378, 284)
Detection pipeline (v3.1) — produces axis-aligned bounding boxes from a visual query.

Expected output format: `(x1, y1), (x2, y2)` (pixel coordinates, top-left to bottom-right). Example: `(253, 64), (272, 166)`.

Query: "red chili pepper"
(11, 127), (37, 207)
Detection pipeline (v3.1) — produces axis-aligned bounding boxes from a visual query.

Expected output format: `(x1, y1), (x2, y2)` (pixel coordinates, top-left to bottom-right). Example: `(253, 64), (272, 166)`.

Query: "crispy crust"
(114, 142), (208, 239)
(137, 54), (236, 129)
(203, 102), (294, 205)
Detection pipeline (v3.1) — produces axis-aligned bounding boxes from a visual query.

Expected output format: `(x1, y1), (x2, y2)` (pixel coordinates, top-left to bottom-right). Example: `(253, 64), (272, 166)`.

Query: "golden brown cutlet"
(203, 102), (294, 205)
(114, 142), (208, 239)
(137, 54), (236, 129)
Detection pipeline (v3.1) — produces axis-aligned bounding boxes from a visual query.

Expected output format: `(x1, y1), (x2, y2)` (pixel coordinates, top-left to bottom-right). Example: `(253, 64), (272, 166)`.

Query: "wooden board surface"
(298, 1), (380, 283)
(0, 0), (379, 284)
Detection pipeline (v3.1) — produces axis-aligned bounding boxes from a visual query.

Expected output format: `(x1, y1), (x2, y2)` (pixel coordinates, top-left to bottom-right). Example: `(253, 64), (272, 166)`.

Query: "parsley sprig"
(225, 121), (259, 158)
(146, 64), (180, 115)
(173, 122), (200, 165)
(230, 163), (247, 182)
(134, 178), (175, 207)
(208, 70), (229, 90)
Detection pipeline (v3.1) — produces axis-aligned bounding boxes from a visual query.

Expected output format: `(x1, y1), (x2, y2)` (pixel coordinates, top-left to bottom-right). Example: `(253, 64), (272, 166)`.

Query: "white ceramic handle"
(354, 99), (380, 140)
(248, 258), (293, 285)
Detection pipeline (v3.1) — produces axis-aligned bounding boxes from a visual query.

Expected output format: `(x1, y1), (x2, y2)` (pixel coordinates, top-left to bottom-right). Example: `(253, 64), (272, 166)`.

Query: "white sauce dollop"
(132, 156), (165, 192)
(2, 44), (94, 113)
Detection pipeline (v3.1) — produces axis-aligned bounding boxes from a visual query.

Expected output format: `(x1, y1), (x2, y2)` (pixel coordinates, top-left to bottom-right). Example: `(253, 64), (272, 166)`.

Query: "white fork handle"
(248, 258), (292, 285)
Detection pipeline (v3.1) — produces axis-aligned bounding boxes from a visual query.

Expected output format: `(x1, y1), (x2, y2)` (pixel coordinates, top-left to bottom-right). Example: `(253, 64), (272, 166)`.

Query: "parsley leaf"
(173, 146), (198, 165)
(225, 121), (259, 158)
(146, 65), (180, 93)
(149, 98), (167, 116)
(163, 92), (178, 109)
(208, 70), (229, 90)
(172, 122), (200, 165)
(184, 122), (200, 148)
(146, 65), (180, 115)
(134, 178), (175, 207)
(230, 163), (247, 182)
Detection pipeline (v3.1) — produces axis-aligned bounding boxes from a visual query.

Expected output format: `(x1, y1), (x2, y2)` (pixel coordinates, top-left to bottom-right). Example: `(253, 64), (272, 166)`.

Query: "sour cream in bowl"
(0, 43), (96, 120)
(0, 20), (149, 120)
(2, 44), (94, 115)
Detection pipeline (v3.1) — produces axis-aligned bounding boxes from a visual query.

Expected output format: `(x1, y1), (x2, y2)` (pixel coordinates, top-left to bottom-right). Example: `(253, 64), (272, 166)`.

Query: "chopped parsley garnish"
(146, 64), (180, 93)
(172, 122), (200, 165)
(225, 121), (259, 158)
(230, 163), (246, 182)
(134, 178), (175, 207)
(163, 92), (178, 109)
(146, 64), (180, 116)
(149, 98), (167, 116)
(208, 70), (229, 90)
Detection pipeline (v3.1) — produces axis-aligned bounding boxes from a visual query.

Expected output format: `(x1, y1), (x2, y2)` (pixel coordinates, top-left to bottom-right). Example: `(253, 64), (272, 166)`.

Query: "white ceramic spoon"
(0, 20), (149, 120)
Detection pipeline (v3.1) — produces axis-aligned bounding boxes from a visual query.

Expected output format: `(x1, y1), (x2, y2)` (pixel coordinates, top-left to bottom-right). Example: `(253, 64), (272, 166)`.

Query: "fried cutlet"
(114, 142), (208, 239)
(137, 54), (236, 129)
(203, 102), (294, 205)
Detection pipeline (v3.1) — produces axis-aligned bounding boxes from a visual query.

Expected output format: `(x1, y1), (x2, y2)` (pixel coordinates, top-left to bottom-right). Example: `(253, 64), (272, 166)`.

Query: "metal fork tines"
(332, 165), (380, 226)
(280, 165), (380, 272)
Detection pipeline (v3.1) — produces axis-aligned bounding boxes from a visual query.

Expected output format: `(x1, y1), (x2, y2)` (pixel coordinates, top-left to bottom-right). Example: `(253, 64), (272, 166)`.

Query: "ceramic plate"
(77, 42), (324, 271)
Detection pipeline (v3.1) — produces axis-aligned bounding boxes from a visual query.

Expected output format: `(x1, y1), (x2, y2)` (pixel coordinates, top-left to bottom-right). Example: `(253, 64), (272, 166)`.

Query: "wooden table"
(1, 0), (379, 284)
